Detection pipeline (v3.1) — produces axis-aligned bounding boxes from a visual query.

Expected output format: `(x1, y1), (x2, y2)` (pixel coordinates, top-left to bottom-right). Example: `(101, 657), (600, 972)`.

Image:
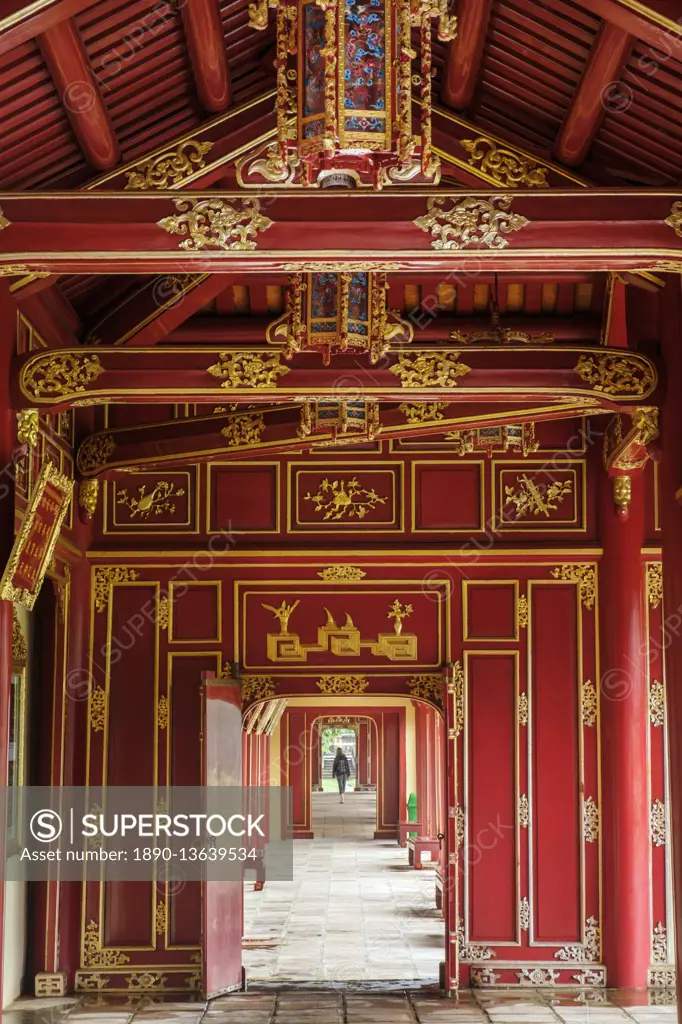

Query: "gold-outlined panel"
(235, 578), (450, 672)
(104, 470), (199, 536)
(206, 461), (281, 535)
(389, 417), (590, 454)
(288, 460), (404, 534)
(463, 580), (520, 642)
(492, 460), (586, 532)
(411, 459), (485, 534)
(168, 580), (222, 645)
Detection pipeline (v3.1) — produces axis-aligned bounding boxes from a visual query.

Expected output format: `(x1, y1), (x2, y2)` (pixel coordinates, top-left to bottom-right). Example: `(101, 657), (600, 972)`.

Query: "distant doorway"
(311, 716), (378, 838)
(320, 724), (357, 792)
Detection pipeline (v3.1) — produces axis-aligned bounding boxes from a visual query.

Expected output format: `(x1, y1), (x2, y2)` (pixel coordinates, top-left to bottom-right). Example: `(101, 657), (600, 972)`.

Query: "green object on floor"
(407, 792), (418, 838)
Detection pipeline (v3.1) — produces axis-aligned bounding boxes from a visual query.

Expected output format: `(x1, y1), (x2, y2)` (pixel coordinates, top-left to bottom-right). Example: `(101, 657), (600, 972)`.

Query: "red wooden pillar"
(358, 722), (369, 785)
(659, 276), (682, 1010)
(414, 701), (429, 835)
(598, 467), (650, 988)
(311, 720), (321, 789)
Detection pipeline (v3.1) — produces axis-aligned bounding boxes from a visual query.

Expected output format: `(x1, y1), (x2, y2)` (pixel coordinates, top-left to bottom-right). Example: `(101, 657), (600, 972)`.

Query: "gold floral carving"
(414, 195), (529, 250)
(12, 608), (27, 665)
(157, 595), (169, 631)
(450, 327), (553, 345)
(157, 197), (273, 251)
(583, 797), (599, 843)
(22, 352), (105, 400)
(664, 201), (682, 237)
(454, 806), (465, 848)
(77, 435), (117, 475)
(79, 480), (100, 517)
(581, 679), (597, 727)
(504, 474), (572, 519)
(408, 674), (443, 705)
(519, 897), (530, 932)
(518, 794), (530, 828)
(117, 480), (185, 519)
(388, 599), (412, 633)
(83, 921), (130, 968)
(460, 137), (549, 188)
(518, 968), (558, 985)
(555, 917), (600, 963)
(517, 692), (529, 726)
(94, 567), (139, 613)
(304, 477), (387, 521)
(89, 687), (106, 732)
(652, 922), (668, 964)
(647, 563), (663, 609)
(398, 402), (447, 423)
(16, 410), (38, 448)
(517, 595), (529, 629)
(155, 901), (167, 936)
(651, 799), (667, 846)
(317, 566), (367, 581)
(207, 351), (290, 388)
(221, 414), (266, 447)
(126, 972), (167, 991)
(282, 262), (409, 272)
(450, 661), (464, 736)
(390, 351), (471, 388)
(551, 564), (596, 610)
(573, 353), (656, 397)
(125, 141), (213, 189)
(157, 696), (169, 730)
(316, 675), (369, 695)
(241, 676), (276, 703)
(649, 680), (665, 727)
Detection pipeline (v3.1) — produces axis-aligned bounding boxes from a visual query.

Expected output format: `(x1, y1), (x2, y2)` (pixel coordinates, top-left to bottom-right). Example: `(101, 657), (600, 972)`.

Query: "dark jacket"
(332, 753), (350, 778)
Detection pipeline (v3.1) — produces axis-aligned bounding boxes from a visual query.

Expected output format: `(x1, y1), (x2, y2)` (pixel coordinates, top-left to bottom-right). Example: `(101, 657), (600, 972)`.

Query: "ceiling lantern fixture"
(242, 0), (457, 189)
(266, 270), (413, 364)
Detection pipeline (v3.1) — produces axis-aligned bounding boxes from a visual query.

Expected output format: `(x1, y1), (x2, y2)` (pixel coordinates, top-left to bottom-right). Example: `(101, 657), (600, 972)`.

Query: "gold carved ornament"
(304, 477), (387, 522)
(517, 692), (529, 726)
(0, 205), (11, 230)
(282, 262), (409, 273)
(408, 674), (443, 706)
(157, 696), (169, 730)
(83, 921), (130, 968)
(573, 353), (656, 398)
(581, 680), (597, 727)
(221, 414), (266, 448)
(450, 327), (554, 345)
(554, 917), (600, 963)
(613, 475), (631, 513)
(647, 563), (663, 609)
(77, 435), (117, 476)
(651, 799), (667, 846)
(317, 566), (366, 581)
(519, 897), (530, 932)
(390, 351), (471, 388)
(157, 197), (273, 251)
(517, 595), (529, 629)
(316, 675), (368, 695)
(12, 608), (27, 665)
(399, 402), (447, 423)
(518, 794), (530, 828)
(460, 137), (550, 188)
(517, 968), (559, 986)
(94, 567), (139, 613)
(207, 351), (290, 388)
(550, 564), (596, 611)
(89, 688), (106, 732)
(652, 923), (668, 964)
(16, 410), (38, 448)
(448, 661), (465, 736)
(79, 479), (100, 518)
(664, 201), (682, 237)
(649, 679), (665, 727)
(157, 595), (169, 631)
(583, 796), (599, 843)
(503, 474), (572, 520)
(1, 265), (49, 279)
(241, 676), (277, 703)
(456, 918), (495, 962)
(117, 480), (185, 519)
(21, 352), (105, 401)
(414, 195), (529, 250)
(125, 140), (213, 189)
(453, 805), (465, 848)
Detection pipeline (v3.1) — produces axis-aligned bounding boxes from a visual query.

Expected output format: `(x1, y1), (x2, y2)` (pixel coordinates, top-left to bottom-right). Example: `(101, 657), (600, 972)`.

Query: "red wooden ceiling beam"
(181, 0), (231, 113)
(38, 19), (120, 171)
(0, 0), (98, 57)
(583, 0), (682, 61)
(441, 0), (493, 110)
(12, 344), (660, 413)
(554, 23), (635, 167)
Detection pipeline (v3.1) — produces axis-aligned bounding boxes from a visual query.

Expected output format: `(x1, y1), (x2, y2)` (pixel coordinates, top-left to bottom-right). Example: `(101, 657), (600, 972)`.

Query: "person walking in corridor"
(332, 747), (351, 804)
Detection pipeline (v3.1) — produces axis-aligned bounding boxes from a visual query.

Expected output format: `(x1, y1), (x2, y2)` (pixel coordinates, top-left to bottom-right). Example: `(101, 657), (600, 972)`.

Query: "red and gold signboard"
(0, 462), (73, 609)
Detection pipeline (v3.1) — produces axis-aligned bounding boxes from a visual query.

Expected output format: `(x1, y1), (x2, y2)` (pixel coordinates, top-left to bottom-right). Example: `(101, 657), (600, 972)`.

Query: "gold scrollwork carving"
(651, 799), (667, 846)
(518, 794), (530, 828)
(317, 566), (367, 581)
(157, 197), (273, 251)
(390, 351), (471, 388)
(504, 474), (572, 520)
(22, 352), (105, 400)
(77, 435), (117, 475)
(83, 921), (130, 968)
(408, 674), (443, 706)
(94, 567), (139, 613)
(519, 897), (530, 932)
(449, 661), (464, 736)
(207, 351), (290, 388)
(554, 917), (600, 963)
(583, 796), (600, 843)
(157, 595), (169, 631)
(573, 353), (656, 397)
(12, 608), (27, 665)
(116, 480), (185, 519)
(664, 201), (682, 237)
(518, 968), (558, 985)
(414, 195), (529, 250)
(241, 676), (277, 703)
(647, 563), (663, 609)
(398, 402), (447, 423)
(16, 410), (38, 448)
(316, 675), (369, 695)
(127, 972), (167, 991)
(304, 477), (387, 522)
(157, 696), (169, 730)
(155, 901), (167, 935)
(125, 141), (213, 190)
(79, 480), (100, 518)
(649, 679), (665, 727)
(89, 687), (106, 732)
(517, 595), (529, 629)
(581, 679), (597, 727)
(460, 137), (549, 188)
(517, 692), (529, 727)
(551, 564), (596, 611)
(282, 261), (409, 272)
(221, 414), (266, 447)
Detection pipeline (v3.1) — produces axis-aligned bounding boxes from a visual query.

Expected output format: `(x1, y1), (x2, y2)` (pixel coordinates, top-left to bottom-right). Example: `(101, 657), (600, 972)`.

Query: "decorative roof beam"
(0, 0), (99, 57)
(181, 0), (231, 113)
(441, 0), (493, 110)
(16, 288), (80, 348)
(38, 19), (120, 171)
(554, 23), (635, 167)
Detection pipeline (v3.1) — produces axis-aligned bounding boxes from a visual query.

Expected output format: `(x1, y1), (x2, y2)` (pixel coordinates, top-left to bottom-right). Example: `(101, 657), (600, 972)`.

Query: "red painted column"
(598, 468), (650, 988)
(358, 722), (369, 785)
(414, 701), (429, 834)
(659, 277), (682, 1012)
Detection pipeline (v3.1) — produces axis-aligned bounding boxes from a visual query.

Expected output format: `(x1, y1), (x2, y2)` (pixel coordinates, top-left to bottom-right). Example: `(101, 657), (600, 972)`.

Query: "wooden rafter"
(0, 0), (99, 57)
(583, 0), (682, 60)
(181, 0), (231, 112)
(440, 0), (493, 110)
